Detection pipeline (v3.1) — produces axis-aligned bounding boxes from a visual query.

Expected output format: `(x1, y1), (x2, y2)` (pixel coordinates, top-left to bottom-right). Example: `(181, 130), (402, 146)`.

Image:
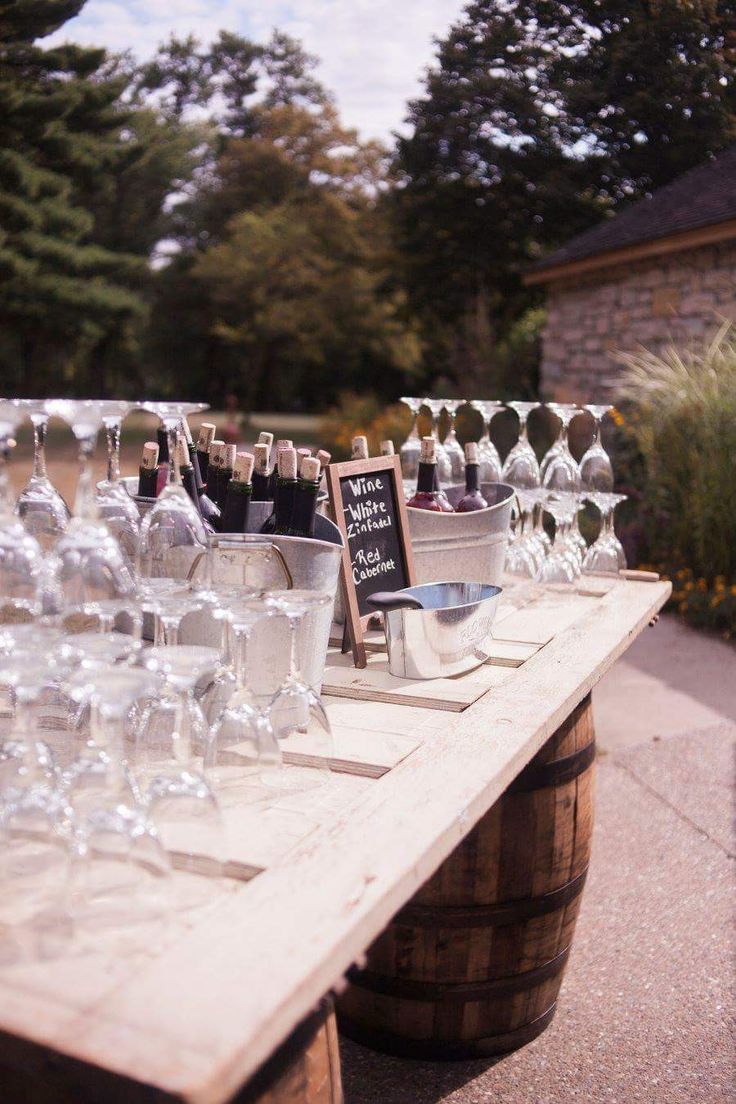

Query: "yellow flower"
(710, 595), (725, 609)
(678, 601), (689, 613)
(684, 581), (694, 592)
(675, 569), (689, 580)
(715, 577), (726, 592)
(610, 407), (625, 427)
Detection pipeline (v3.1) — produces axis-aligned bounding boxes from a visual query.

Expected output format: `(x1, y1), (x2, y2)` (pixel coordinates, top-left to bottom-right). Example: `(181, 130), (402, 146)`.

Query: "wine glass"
(503, 402), (541, 483)
(0, 649), (70, 793)
(504, 488), (545, 578)
(580, 405), (614, 492)
(44, 401), (136, 625)
(136, 645), (218, 781)
(205, 595), (281, 793)
(0, 401), (46, 620)
(262, 590), (334, 793)
(470, 400), (504, 482)
(536, 492), (582, 584)
(399, 397), (423, 483)
(422, 399), (452, 485)
(0, 783), (73, 931)
(96, 401), (141, 570)
(140, 402), (209, 580)
(15, 400), (70, 550)
(583, 493), (628, 574)
(439, 400), (465, 481)
(139, 578), (204, 646)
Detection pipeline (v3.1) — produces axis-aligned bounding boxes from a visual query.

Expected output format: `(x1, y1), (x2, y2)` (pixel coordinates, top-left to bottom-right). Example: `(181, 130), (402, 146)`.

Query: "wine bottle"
(216, 443), (236, 509)
(156, 427), (169, 494)
(270, 439), (293, 498)
(260, 447), (298, 535)
(290, 456), (321, 538)
(220, 451), (254, 533)
(456, 441), (488, 512)
(380, 439), (395, 456)
(206, 440), (225, 502)
(252, 443), (272, 501)
(177, 436), (211, 527)
(351, 435), (369, 460)
(406, 437), (454, 512)
(196, 422), (216, 484)
(137, 441), (159, 497)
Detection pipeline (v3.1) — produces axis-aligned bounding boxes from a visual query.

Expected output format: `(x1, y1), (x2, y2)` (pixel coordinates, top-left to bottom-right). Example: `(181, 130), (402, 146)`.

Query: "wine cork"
(258, 431), (274, 448)
(254, 443), (271, 474)
(316, 449), (332, 468)
(297, 447), (311, 462)
(420, 436), (436, 463)
(276, 439), (293, 450)
(175, 435), (190, 469)
(223, 443), (236, 470)
(351, 435), (369, 460)
(301, 456), (321, 483)
(464, 441), (479, 464)
(141, 442), (159, 470)
(209, 440), (225, 468)
(233, 451), (254, 484)
(197, 422), (216, 450)
(278, 446), (297, 479)
(380, 439), (395, 456)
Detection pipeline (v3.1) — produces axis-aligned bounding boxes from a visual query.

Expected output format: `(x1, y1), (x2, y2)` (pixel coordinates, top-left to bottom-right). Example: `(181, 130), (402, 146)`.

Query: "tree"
(395, 0), (736, 391)
(0, 0), (146, 393)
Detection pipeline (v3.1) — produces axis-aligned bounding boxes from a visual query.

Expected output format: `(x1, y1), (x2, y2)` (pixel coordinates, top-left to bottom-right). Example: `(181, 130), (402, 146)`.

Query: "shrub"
(615, 323), (736, 582)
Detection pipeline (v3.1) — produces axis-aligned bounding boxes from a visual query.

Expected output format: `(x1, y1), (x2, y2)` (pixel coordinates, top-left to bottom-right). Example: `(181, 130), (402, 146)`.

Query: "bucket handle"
(187, 539), (294, 590)
(366, 591), (425, 612)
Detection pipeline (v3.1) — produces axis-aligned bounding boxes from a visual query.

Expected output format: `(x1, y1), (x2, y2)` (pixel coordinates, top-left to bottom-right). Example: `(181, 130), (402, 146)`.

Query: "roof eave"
(523, 217), (736, 286)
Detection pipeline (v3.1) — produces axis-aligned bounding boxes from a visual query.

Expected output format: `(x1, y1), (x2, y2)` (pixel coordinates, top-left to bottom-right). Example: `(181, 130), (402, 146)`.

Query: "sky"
(49, 0), (469, 142)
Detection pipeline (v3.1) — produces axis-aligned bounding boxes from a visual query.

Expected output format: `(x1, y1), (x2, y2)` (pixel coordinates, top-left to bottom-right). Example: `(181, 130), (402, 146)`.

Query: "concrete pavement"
(340, 615), (735, 1103)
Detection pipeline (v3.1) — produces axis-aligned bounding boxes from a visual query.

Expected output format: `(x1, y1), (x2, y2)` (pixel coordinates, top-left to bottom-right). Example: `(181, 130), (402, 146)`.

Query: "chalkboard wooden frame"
(326, 455), (416, 668)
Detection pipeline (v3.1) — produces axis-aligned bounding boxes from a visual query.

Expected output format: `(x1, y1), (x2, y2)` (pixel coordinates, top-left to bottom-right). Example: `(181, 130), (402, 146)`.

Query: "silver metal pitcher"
(367, 581), (502, 680)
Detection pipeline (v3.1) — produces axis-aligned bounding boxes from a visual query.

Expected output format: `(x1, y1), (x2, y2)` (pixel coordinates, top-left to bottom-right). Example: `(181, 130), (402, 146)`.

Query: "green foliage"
(615, 323), (736, 582)
(395, 0), (736, 388)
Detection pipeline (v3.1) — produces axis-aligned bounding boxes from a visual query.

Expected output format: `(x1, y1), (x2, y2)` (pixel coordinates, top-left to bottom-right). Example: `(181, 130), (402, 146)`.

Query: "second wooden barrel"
(338, 695), (595, 1059)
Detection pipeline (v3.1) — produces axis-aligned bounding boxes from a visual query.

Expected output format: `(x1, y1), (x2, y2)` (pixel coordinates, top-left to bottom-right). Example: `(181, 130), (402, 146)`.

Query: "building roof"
(526, 144), (736, 284)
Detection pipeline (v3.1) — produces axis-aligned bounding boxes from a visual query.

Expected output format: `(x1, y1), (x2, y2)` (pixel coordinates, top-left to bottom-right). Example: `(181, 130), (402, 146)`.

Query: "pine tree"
(0, 0), (145, 392)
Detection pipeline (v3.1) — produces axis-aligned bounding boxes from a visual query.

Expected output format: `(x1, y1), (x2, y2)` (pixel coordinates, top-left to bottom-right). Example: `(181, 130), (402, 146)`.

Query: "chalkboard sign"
(326, 455), (415, 667)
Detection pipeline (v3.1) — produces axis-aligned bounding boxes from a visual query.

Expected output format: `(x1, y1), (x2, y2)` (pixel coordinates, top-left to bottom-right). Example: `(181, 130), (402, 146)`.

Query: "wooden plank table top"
(0, 576), (671, 1102)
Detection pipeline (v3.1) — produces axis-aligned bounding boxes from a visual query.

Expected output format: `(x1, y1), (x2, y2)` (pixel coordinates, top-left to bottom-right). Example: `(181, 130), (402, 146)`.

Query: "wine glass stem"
(106, 423), (121, 483)
(287, 614), (300, 678)
(172, 690), (190, 765)
(161, 617), (179, 646)
(32, 418), (48, 480)
(74, 439), (96, 519)
(235, 627), (251, 692)
(0, 448), (13, 518)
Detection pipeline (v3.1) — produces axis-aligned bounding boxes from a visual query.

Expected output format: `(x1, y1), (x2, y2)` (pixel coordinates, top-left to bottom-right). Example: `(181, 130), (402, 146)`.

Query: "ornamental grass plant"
(616, 323), (736, 636)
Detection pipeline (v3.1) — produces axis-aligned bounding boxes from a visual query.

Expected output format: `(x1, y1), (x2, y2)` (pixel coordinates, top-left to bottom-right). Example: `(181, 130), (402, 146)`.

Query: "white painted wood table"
(0, 575), (670, 1102)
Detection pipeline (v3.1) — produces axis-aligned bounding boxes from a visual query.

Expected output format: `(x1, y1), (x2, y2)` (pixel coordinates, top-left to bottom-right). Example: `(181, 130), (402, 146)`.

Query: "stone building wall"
(539, 239), (736, 400)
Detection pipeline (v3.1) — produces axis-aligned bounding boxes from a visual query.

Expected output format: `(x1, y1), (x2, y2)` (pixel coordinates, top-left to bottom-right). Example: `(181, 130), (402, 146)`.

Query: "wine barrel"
(238, 998), (343, 1104)
(0, 999), (342, 1104)
(338, 695), (595, 1059)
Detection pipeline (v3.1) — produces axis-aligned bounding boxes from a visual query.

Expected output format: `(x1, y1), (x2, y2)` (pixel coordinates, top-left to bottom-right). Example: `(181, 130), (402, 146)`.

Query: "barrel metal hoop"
(346, 945), (571, 1003)
(398, 867), (588, 929)
(337, 1002), (558, 1060)
(508, 740), (596, 793)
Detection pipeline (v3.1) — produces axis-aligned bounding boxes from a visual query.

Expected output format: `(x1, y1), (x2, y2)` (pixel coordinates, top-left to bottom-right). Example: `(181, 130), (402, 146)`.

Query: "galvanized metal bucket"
(367, 581), (502, 679)
(120, 477), (328, 528)
(407, 482), (514, 587)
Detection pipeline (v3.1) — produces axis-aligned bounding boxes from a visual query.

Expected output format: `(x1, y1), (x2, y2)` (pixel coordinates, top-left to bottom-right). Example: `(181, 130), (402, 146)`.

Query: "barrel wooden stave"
(338, 695), (595, 1059)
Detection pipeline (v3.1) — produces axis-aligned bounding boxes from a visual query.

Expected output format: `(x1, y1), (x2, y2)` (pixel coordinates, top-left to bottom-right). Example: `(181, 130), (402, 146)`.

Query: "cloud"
(47, 0), (467, 141)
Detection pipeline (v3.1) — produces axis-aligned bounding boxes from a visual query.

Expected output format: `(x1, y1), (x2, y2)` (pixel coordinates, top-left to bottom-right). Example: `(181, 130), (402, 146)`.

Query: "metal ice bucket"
(367, 581), (502, 680)
(407, 483), (513, 587)
(120, 478), (328, 527)
(180, 517), (344, 697)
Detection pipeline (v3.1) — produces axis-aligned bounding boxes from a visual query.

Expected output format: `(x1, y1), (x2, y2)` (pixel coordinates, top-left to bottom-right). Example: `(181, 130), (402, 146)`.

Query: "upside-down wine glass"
(261, 589), (334, 793)
(96, 401), (141, 571)
(583, 493), (628, 574)
(45, 400), (137, 628)
(471, 400), (504, 483)
(422, 399), (453, 485)
(15, 400), (70, 549)
(0, 400), (45, 619)
(536, 492), (582, 585)
(580, 405), (614, 493)
(399, 397), (423, 484)
(542, 403), (585, 565)
(205, 594), (282, 794)
(140, 402), (209, 581)
(439, 400), (465, 482)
